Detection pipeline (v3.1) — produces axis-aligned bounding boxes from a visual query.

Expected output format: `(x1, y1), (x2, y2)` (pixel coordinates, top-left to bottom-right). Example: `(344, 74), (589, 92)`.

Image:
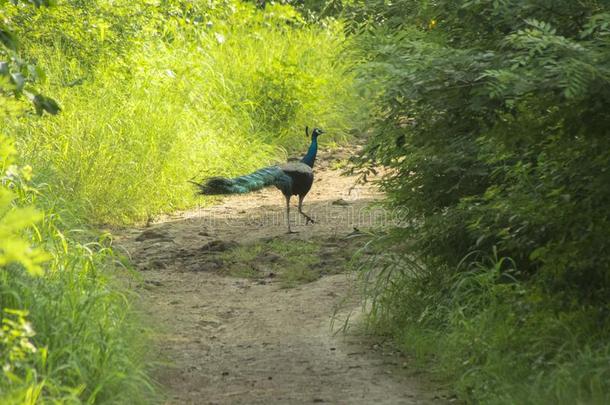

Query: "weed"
(1, 153), (154, 403)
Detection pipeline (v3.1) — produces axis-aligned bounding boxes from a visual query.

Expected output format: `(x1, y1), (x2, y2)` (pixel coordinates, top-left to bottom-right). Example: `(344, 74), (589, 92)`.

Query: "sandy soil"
(116, 148), (450, 404)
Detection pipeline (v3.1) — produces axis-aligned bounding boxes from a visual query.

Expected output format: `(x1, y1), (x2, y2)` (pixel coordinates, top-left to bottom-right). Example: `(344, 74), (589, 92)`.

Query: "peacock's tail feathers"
(194, 166), (284, 195)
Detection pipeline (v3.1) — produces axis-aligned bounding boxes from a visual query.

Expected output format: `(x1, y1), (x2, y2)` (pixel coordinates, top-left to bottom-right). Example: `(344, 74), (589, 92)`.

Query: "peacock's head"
(305, 126), (325, 138)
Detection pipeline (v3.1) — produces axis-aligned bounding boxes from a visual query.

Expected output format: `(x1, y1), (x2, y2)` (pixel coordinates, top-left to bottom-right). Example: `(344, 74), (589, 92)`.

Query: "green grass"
(5, 2), (359, 225)
(358, 245), (610, 404)
(0, 179), (154, 403)
(218, 237), (362, 288)
(220, 239), (323, 288)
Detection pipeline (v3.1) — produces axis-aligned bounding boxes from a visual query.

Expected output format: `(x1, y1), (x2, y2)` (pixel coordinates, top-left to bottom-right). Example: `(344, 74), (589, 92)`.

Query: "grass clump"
(220, 239), (322, 288)
(218, 236), (363, 288)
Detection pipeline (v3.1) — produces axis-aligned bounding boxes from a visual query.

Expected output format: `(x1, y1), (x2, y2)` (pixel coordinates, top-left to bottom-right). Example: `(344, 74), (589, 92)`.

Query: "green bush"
(348, 0), (610, 402)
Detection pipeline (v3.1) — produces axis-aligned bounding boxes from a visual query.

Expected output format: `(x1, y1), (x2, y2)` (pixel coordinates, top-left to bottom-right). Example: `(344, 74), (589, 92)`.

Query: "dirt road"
(118, 148), (448, 404)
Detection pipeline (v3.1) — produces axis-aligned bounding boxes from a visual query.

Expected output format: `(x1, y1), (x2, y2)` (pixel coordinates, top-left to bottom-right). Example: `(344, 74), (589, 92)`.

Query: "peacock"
(193, 127), (325, 233)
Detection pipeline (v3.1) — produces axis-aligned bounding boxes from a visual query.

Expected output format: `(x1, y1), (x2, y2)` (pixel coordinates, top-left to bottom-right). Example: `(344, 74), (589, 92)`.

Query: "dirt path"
(117, 148), (448, 404)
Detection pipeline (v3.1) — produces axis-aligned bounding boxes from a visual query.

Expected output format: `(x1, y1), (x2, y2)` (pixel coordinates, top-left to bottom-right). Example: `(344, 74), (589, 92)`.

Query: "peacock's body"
(194, 127), (324, 233)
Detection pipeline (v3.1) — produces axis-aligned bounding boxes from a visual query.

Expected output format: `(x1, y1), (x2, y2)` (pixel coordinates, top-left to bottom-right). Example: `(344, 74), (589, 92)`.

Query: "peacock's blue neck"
(300, 135), (318, 168)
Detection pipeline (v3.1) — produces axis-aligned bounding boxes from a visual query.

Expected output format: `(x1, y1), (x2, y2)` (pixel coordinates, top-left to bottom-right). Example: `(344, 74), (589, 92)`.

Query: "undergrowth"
(1, 137), (153, 403)
(357, 236), (610, 404)
(347, 0), (610, 402)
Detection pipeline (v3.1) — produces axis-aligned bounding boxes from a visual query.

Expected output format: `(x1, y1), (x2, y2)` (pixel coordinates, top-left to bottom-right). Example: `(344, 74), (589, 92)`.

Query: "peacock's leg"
(286, 195), (297, 233)
(298, 195), (315, 225)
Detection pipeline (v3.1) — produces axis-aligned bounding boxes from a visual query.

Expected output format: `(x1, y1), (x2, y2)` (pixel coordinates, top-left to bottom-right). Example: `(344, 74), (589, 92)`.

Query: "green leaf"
(31, 94), (61, 115)
(10, 72), (25, 92)
(0, 27), (17, 51)
(0, 61), (9, 76)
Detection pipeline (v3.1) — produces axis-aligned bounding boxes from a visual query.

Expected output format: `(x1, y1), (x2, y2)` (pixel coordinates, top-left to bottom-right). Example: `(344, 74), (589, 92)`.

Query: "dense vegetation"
(1, 0), (355, 402)
(347, 0), (610, 403)
(4, 0), (356, 224)
(1, 139), (152, 402)
(2, 0), (609, 403)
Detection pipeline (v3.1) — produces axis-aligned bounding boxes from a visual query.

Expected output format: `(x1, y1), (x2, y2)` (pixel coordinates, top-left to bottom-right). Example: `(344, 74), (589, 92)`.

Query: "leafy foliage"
(0, 137), (48, 276)
(0, 0), (60, 116)
(347, 0), (610, 402)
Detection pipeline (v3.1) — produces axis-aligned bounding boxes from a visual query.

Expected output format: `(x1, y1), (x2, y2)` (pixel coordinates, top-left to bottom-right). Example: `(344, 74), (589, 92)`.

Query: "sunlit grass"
(6, 5), (358, 225)
(0, 200), (154, 403)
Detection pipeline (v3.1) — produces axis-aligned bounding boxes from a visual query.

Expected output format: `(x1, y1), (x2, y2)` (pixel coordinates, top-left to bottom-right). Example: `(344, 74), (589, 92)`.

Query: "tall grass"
(6, 3), (359, 224)
(1, 145), (154, 403)
(357, 241), (610, 404)
(1, 237), (154, 403)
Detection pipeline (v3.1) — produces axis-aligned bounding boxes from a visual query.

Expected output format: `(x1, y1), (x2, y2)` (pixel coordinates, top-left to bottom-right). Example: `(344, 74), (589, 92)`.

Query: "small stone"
(136, 229), (172, 242)
(331, 199), (350, 206)
(150, 260), (167, 269)
(199, 240), (238, 252)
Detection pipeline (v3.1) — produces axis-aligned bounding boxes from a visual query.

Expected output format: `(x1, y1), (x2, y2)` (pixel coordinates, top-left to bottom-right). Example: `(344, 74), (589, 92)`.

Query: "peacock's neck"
(301, 136), (318, 168)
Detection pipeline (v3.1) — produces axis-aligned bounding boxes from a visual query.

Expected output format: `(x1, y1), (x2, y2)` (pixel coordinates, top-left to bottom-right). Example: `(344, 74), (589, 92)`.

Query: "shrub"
(348, 0), (610, 402)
